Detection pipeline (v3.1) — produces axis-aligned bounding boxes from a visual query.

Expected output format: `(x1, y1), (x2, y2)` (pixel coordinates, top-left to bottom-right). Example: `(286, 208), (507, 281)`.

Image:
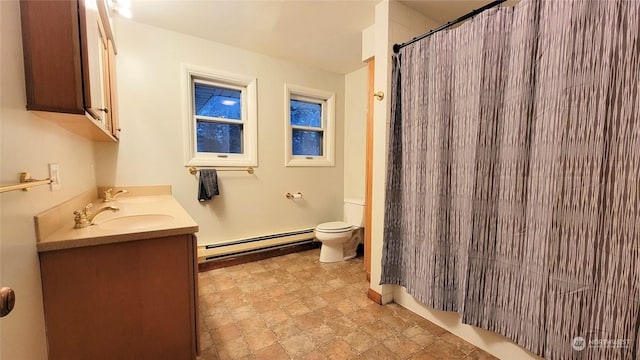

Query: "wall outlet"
(49, 163), (61, 191)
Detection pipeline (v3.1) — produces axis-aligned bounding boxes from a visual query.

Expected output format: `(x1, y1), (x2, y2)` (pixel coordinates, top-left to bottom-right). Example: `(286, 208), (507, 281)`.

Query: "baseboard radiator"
(197, 228), (317, 264)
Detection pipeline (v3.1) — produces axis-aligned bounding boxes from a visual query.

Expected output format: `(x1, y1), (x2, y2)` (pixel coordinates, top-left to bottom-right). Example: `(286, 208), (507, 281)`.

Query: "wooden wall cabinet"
(20, 0), (119, 142)
(39, 234), (199, 360)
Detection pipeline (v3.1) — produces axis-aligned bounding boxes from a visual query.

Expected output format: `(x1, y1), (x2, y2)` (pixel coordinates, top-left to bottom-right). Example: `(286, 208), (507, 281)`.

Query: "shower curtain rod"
(393, 0), (506, 53)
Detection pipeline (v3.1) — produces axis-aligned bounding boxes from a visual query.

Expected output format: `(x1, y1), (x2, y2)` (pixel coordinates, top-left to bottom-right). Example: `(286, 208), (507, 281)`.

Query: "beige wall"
(0, 1), (98, 358)
(96, 19), (346, 245)
(343, 66), (368, 201)
(369, 1), (541, 359)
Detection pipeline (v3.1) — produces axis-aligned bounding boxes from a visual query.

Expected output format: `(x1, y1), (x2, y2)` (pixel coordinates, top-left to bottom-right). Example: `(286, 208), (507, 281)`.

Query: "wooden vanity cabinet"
(19, 0), (119, 142)
(39, 234), (199, 360)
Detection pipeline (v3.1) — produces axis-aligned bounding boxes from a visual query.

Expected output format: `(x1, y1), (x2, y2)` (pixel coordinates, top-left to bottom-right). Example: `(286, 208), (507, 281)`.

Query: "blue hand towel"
(198, 169), (219, 202)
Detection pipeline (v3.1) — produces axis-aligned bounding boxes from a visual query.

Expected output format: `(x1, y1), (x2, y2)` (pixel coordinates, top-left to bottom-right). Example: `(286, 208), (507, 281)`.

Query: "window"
(284, 84), (335, 167)
(183, 65), (257, 167)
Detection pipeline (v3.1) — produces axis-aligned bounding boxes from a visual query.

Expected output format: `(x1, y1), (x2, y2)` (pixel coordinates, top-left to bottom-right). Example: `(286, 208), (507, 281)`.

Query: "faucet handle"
(83, 202), (93, 215)
(73, 204), (92, 229)
(104, 188), (113, 202)
(73, 202), (93, 217)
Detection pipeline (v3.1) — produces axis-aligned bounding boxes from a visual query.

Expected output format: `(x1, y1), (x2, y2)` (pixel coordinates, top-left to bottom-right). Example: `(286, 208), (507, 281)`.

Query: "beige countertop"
(35, 188), (198, 252)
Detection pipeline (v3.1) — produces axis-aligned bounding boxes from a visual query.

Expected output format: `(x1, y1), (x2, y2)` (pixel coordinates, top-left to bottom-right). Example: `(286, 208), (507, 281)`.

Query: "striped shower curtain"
(381, 0), (639, 359)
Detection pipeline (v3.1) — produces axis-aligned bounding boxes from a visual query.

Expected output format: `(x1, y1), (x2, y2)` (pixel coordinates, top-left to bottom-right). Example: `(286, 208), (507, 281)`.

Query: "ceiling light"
(84, 0), (97, 10)
(116, 6), (132, 18)
(110, 0), (132, 19)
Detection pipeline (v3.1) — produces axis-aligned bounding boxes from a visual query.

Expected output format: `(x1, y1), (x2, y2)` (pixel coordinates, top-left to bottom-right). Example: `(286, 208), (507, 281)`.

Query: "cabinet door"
(19, 0), (85, 113)
(40, 235), (197, 360)
(79, 0), (110, 128)
(19, 0), (118, 142)
(107, 38), (119, 138)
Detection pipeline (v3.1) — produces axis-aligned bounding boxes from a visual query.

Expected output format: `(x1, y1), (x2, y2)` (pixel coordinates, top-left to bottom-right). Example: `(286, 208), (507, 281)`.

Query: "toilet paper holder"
(286, 192), (303, 200)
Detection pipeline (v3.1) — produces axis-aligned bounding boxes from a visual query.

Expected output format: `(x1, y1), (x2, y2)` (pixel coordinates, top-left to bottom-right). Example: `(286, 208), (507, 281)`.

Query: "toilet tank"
(344, 198), (365, 227)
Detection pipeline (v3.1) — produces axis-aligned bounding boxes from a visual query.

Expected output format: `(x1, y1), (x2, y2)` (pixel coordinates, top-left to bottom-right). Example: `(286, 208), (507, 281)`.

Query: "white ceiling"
(127, 1), (510, 75)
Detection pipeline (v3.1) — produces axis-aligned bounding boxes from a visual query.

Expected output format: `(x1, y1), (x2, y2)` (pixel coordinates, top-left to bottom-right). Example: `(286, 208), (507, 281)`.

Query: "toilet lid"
(316, 221), (353, 232)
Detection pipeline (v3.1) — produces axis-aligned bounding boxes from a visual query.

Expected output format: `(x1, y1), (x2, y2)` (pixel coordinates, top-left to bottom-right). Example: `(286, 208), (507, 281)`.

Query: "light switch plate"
(49, 163), (61, 191)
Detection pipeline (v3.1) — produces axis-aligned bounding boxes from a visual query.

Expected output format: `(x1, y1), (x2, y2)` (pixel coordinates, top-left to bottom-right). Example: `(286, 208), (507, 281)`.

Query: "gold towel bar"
(188, 166), (254, 175)
(0, 172), (53, 193)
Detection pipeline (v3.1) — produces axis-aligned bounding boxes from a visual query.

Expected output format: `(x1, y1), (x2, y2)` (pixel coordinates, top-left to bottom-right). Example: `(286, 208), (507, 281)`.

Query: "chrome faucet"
(74, 203), (120, 228)
(103, 188), (128, 202)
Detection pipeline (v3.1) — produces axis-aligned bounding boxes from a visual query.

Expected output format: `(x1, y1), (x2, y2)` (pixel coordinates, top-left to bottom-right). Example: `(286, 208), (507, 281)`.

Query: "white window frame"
(182, 64), (257, 167)
(284, 83), (335, 167)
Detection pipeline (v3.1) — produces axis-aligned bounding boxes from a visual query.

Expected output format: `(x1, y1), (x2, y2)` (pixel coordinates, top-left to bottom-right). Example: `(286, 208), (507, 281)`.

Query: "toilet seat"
(316, 221), (353, 233)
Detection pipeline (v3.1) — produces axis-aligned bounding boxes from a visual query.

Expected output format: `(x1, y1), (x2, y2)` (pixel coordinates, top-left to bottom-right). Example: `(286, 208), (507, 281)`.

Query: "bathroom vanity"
(35, 186), (199, 360)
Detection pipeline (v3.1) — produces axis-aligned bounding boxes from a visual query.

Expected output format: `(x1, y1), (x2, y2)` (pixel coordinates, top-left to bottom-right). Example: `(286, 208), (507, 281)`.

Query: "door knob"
(0, 287), (15, 317)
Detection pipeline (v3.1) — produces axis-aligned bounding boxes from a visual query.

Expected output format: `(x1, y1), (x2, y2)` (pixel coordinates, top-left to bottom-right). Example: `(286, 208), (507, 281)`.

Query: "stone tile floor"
(197, 248), (498, 360)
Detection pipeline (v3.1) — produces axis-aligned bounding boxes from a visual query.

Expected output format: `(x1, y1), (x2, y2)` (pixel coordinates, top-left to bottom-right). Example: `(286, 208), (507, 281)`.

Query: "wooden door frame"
(364, 59), (374, 281)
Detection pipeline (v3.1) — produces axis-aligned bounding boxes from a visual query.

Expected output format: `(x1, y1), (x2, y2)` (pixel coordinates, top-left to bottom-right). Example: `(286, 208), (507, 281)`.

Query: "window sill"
(285, 158), (334, 167)
(187, 157), (257, 168)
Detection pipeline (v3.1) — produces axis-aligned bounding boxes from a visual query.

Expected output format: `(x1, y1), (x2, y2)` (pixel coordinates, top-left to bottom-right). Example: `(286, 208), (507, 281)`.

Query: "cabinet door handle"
(97, 108), (109, 113)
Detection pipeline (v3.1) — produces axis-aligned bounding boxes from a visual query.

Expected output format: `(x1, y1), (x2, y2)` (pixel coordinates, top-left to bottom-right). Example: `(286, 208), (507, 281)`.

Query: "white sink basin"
(98, 214), (174, 230)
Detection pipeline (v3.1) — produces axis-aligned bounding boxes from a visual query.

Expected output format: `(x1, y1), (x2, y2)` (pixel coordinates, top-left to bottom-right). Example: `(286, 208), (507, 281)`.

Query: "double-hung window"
(284, 84), (335, 167)
(183, 65), (257, 167)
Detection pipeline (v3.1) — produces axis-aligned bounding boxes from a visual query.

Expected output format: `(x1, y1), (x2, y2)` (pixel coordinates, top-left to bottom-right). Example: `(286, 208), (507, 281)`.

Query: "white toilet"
(315, 198), (365, 263)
